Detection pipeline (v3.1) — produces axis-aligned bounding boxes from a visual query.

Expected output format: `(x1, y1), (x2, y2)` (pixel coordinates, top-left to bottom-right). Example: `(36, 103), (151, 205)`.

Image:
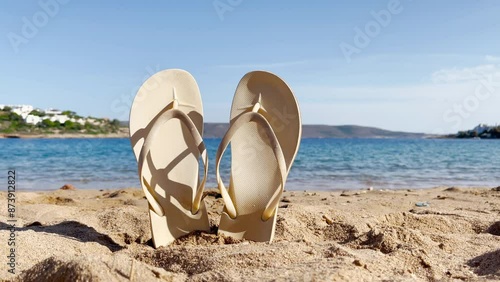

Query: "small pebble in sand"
(367, 187), (373, 191)
(353, 259), (363, 266)
(415, 201), (430, 207)
(108, 190), (127, 198)
(281, 198), (291, 203)
(305, 249), (316, 255)
(321, 198), (327, 201)
(59, 184), (76, 191)
(322, 215), (334, 225)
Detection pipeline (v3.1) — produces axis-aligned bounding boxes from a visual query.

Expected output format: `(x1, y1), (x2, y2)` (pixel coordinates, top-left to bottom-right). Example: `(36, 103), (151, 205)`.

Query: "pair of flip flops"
(129, 69), (301, 248)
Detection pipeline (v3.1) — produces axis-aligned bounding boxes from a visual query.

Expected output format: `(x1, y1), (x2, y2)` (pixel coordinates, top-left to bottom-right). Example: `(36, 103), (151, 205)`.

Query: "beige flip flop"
(216, 71), (302, 242)
(129, 69), (210, 248)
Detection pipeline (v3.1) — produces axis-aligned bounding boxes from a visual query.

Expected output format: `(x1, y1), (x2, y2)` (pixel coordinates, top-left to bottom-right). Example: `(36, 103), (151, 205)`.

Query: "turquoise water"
(1, 138), (499, 191)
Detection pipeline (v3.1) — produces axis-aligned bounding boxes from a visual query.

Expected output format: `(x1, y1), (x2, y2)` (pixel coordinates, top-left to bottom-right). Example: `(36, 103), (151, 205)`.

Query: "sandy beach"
(0, 186), (499, 281)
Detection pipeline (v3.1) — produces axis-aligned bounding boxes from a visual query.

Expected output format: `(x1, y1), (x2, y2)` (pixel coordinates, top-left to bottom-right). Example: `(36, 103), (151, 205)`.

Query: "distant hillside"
(204, 123), (426, 138)
(203, 123), (230, 138)
(301, 124), (426, 138)
(118, 122), (426, 138)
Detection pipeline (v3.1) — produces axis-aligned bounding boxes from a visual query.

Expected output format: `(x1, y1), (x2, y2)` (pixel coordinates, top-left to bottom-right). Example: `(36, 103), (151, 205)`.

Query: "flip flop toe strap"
(215, 109), (287, 221)
(138, 108), (208, 217)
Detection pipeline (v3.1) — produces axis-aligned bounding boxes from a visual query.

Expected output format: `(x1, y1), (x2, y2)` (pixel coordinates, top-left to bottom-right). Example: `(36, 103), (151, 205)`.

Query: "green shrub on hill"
(29, 110), (45, 117)
(41, 119), (55, 128)
(62, 110), (77, 118)
(0, 112), (10, 121)
(64, 120), (83, 131)
(9, 112), (23, 122)
(491, 126), (500, 138)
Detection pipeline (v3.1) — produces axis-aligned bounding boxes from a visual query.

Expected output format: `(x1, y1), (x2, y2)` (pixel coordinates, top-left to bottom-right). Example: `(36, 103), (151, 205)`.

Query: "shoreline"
(2, 134), (498, 140)
(0, 132), (129, 139)
(1, 132), (498, 140)
(16, 185), (500, 193)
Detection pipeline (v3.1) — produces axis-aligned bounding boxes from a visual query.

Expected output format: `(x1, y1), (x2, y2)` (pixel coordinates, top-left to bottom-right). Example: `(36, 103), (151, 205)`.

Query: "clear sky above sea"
(1, 0), (499, 133)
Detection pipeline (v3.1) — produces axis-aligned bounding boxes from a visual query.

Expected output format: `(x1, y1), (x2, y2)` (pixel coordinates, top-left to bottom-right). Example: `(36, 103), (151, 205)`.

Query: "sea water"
(1, 138), (499, 190)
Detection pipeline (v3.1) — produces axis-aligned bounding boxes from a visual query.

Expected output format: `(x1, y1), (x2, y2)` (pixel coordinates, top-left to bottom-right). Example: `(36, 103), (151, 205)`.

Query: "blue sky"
(1, 0), (499, 133)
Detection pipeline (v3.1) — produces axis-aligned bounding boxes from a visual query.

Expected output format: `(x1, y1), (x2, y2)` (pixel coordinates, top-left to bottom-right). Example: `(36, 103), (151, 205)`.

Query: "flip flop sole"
(129, 69), (210, 247)
(218, 71), (301, 242)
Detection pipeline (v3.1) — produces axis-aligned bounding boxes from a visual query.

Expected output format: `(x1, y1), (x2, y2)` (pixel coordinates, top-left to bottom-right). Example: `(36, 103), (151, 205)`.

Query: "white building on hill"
(10, 105), (34, 119)
(473, 124), (491, 135)
(45, 108), (62, 115)
(75, 118), (86, 125)
(25, 115), (42, 125)
(49, 115), (70, 124)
